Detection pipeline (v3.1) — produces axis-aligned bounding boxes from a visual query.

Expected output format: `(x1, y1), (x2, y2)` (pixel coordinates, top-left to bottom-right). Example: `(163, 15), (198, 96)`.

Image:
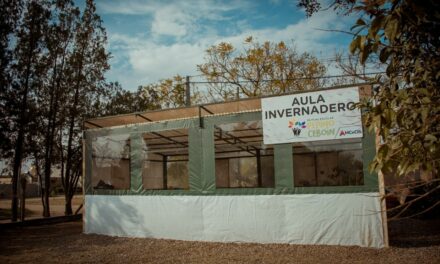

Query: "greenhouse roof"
(84, 84), (372, 130)
(84, 97), (262, 129)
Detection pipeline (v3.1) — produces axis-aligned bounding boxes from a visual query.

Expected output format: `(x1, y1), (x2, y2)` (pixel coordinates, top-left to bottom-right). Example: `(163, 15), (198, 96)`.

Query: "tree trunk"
(42, 197), (50, 217)
(40, 54), (59, 218)
(20, 176), (27, 221)
(11, 5), (39, 222)
(64, 45), (84, 215)
(65, 196), (72, 215)
(11, 135), (23, 222)
(11, 52), (31, 222)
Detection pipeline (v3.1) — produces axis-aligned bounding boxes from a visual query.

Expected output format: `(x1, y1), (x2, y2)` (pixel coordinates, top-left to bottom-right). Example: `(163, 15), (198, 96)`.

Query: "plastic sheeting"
(84, 111), (379, 196)
(84, 85), (371, 129)
(83, 98), (261, 129)
(84, 193), (385, 247)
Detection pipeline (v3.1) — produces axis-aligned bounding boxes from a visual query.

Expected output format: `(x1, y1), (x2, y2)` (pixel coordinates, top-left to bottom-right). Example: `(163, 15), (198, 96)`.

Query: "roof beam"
(85, 120), (103, 128)
(151, 131), (188, 148)
(214, 126), (258, 156)
(136, 113), (153, 122)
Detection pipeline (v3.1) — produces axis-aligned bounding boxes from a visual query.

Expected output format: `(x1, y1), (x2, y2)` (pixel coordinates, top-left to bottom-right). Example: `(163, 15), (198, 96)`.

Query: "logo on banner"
(339, 129), (362, 136)
(288, 119), (306, 136)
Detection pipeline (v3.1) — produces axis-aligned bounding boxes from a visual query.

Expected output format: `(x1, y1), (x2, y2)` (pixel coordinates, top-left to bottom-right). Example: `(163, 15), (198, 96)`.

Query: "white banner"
(262, 87), (363, 144)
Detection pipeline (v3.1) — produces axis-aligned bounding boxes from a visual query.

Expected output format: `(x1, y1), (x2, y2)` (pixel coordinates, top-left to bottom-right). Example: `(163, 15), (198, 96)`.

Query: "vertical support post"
(81, 138), (86, 232)
(236, 87), (240, 100)
(130, 133), (143, 193)
(376, 129), (389, 247)
(162, 155), (168, 189)
(185, 76), (191, 106)
(314, 153), (318, 186)
(198, 106), (204, 128)
(274, 144), (294, 189)
(256, 149), (262, 187)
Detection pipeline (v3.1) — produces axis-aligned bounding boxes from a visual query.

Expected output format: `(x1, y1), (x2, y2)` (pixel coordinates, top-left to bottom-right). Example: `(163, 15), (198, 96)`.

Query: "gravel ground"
(0, 219), (439, 264)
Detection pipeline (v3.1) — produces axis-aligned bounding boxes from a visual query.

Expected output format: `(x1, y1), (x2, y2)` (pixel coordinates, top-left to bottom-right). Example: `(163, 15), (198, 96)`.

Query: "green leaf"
(360, 46), (370, 64)
(356, 18), (366, 26)
(369, 15), (384, 38)
(424, 134), (437, 143)
(351, 18), (366, 30)
(349, 36), (361, 53)
(379, 47), (391, 63)
(385, 17), (399, 40)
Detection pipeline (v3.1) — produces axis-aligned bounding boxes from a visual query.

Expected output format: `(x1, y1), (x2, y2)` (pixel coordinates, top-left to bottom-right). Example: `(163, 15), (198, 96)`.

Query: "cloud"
(98, 0), (248, 15)
(98, 0), (157, 15)
(101, 1), (355, 90)
(151, 6), (190, 37)
(98, 0), (251, 39)
(107, 34), (206, 89)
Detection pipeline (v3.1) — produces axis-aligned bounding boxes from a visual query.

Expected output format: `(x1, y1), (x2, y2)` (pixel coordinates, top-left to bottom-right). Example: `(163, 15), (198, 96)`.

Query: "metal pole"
(185, 76), (191, 106)
(256, 149), (262, 187)
(162, 155), (168, 189)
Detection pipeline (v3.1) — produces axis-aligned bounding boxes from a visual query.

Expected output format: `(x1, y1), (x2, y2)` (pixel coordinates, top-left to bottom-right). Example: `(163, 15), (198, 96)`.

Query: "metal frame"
(84, 82), (374, 130)
(84, 84), (378, 195)
(84, 108), (378, 196)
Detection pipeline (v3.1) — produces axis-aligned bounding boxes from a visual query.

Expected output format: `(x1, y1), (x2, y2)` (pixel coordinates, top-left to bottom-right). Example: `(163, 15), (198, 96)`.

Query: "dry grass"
(0, 219), (439, 264)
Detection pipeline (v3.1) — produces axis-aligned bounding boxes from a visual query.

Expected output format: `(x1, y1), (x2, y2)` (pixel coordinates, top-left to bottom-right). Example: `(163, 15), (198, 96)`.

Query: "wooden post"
(81, 138), (86, 233)
(376, 129), (389, 247)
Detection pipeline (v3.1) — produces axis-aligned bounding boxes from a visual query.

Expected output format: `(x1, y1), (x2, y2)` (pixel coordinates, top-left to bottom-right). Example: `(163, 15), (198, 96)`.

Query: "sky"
(88, 0), (356, 91)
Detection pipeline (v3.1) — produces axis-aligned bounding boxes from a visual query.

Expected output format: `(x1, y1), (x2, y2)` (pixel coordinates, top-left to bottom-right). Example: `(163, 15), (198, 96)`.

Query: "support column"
(256, 149), (262, 187)
(162, 155), (168, 189)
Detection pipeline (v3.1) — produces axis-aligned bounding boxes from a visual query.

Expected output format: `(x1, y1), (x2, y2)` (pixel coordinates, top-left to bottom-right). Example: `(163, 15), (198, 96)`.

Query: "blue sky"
(88, 0), (356, 91)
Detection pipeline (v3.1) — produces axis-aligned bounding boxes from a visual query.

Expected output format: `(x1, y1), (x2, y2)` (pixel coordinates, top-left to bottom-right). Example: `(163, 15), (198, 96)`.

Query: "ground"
(0, 196), (83, 221)
(1, 197), (439, 263)
(0, 218), (439, 264)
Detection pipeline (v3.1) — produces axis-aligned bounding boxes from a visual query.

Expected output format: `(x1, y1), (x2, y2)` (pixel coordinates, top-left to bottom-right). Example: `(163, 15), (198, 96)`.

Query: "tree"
(103, 83), (161, 115)
(60, 0), (110, 215)
(0, 1), (23, 158)
(198, 37), (327, 100)
(140, 75), (201, 109)
(300, 0), (439, 218)
(31, 0), (80, 217)
(8, 0), (50, 221)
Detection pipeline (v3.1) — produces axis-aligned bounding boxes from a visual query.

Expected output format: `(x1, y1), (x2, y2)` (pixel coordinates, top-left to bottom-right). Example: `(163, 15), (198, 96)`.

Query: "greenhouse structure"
(82, 85), (387, 248)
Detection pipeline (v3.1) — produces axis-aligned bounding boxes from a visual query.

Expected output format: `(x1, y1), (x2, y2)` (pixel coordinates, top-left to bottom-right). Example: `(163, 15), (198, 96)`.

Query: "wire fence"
(183, 71), (385, 106)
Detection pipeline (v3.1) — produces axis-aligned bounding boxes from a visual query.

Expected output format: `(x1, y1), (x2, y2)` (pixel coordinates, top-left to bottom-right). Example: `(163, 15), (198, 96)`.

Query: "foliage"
(1, 0), (114, 218)
(141, 75), (201, 109)
(300, 0), (439, 218)
(0, 0), (23, 157)
(198, 37), (327, 100)
(103, 82), (161, 115)
(301, 0), (439, 178)
(7, 0), (51, 221)
(348, 0), (439, 179)
(60, 0), (110, 215)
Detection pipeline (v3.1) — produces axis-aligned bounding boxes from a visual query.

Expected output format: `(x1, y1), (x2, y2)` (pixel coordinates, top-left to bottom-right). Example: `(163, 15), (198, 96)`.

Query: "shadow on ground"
(388, 218), (440, 248)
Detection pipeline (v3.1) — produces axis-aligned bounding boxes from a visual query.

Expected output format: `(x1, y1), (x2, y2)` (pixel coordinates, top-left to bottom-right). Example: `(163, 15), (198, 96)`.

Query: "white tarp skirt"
(84, 193), (385, 247)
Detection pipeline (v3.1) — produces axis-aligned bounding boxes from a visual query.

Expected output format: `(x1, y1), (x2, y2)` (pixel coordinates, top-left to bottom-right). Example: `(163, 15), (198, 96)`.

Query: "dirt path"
(0, 219), (439, 264)
(0, 196), (83, 221)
